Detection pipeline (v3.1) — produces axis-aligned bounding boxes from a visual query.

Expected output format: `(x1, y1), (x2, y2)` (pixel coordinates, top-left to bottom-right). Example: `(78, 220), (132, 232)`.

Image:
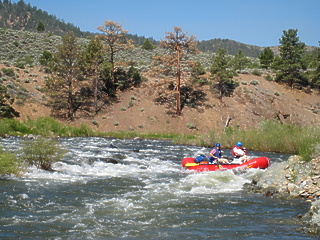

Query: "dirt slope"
(8, 65), (320, 135)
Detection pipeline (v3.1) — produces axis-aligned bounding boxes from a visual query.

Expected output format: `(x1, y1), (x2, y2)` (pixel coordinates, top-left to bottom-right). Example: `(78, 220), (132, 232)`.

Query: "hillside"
(0, 0), (272, 58)
(2, 62), (319, 136)
(0, 3), (319, 135)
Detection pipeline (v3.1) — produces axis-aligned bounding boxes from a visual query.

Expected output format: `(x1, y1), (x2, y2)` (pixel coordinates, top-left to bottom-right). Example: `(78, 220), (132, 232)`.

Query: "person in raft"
(209, 143), (230, 164)
(231, 142), (250, 164)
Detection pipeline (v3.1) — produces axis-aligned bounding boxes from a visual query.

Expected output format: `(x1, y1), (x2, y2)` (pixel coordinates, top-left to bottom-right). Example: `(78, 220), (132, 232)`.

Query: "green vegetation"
(0, 117), (319, 160)
(0, 0), (88, 38)
(275, 29), (307, 88)
(0, 83), (19, 118)
(259, 47), (274, 69)
(20, 137), (66, 170)
(210, 48), (239, 100)
(159, 26), (197, 115)
(141, 39), (156, 50)
(232, 49), (250, 71)
(0, 117), (319, 175)
(206, 120), (320, 161)
(0, 117), (95, 137)
(0, 146), (21, 176)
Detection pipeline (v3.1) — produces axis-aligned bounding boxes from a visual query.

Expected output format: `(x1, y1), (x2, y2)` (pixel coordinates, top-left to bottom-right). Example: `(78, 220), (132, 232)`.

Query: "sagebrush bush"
(20, 137), (66, 170)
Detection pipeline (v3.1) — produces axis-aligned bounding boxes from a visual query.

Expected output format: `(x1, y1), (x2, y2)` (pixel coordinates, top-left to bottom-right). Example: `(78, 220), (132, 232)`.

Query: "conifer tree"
(232, 49), (249, 71)
(141, 39), (155, 50)
(191, 61), (206, 84)
(210, 48), (238, 100)
(81, 37), (105, 113)
(97, 20), (133, 96)
(259, 47), (274, 69)
(160, 26), (197, 115)
(37, 21), (45, 32)
(276, 29), (307, 88)
(45, 32), (83, 121)
(311, 41), (320, 90)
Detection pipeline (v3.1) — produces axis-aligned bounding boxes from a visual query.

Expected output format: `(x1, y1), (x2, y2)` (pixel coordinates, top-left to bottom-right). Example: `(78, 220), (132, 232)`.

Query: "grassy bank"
(0, 117), (319, 161)
(204, 120), (320, 161)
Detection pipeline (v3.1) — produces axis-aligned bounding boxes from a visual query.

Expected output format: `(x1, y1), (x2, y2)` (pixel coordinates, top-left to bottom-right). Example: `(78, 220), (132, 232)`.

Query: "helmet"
(215, 143), (221, 147)
(236, 142), (243, 147)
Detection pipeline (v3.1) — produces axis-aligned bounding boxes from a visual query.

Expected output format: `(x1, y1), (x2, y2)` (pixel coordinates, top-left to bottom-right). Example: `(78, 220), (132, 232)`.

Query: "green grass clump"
(0, 147), (21, 176)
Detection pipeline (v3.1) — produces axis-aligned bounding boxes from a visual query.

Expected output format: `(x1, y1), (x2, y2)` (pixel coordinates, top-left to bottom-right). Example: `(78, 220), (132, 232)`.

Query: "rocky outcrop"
(243, 156), (320, 235)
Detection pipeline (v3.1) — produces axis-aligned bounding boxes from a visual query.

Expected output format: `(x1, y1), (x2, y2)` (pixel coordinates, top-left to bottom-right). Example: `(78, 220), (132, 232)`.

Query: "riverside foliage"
(0, 117), (319, 162)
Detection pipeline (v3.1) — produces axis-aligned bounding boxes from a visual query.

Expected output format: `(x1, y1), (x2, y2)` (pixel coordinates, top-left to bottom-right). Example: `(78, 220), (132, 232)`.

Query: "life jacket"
(232, 146), (247, 157)
(210, 147), (221, 158)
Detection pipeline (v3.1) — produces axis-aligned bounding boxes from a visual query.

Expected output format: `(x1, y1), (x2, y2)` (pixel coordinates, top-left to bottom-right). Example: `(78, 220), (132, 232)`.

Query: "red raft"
(181, 157), (270, 172)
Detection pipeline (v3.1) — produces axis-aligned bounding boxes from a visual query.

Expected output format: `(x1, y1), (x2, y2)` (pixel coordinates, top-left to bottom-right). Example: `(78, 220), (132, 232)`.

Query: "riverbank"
(243, 155), (320, 235)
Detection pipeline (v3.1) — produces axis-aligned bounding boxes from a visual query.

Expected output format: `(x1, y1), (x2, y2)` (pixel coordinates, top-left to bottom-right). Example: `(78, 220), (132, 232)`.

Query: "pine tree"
(81, 37), (105, 113)
(191, 61), (207, 84)
(276, 29), (307, 88)
(36, 21), (45, 32)
(141, 39), (155, 50)
(210, 48), (238, 100)
(311, 41), (320, 90)
(97, 20), (133, 96)
(259, 47), (274, 69)
(232, 49), (249, 71)
(160, 26), (197, 115)
(45, 32), (83, 120)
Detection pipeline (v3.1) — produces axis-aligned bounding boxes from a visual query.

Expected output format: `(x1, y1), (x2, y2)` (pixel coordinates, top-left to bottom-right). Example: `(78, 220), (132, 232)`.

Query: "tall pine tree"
(276, 29), (306, 88)
(45, 32), (83, 120)
(160, 26), (197, 115)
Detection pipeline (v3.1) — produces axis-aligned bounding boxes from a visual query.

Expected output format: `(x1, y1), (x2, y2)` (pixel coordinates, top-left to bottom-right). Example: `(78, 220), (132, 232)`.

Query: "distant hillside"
(197, 38), (264, 58)
(0, 0), (157, 46)
(0, 0), (91, 37)
(1, 0), (315, 59)
(0, 0), (265, 57)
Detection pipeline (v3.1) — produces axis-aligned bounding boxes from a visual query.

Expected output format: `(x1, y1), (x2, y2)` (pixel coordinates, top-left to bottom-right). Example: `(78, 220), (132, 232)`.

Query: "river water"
(0, 137), (316, 239)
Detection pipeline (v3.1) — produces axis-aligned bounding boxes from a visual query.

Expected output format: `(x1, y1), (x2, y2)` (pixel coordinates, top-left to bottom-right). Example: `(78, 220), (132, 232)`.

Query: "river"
(0, 137), (316, 239)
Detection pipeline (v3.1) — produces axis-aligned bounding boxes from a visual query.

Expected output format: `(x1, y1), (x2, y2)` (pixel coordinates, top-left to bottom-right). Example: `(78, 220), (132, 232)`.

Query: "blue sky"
(16, 0), (320, 47)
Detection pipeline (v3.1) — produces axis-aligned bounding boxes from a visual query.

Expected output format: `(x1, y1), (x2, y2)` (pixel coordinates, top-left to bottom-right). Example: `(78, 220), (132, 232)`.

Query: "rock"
(287, 183), (303, 197)
(100, 158), (119, 164)
(109, 143), (118, 148)
(300, 200), (320, 235)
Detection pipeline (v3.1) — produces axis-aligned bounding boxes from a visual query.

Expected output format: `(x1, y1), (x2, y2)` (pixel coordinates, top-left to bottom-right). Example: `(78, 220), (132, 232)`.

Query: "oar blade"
(184, 162), (199, 167)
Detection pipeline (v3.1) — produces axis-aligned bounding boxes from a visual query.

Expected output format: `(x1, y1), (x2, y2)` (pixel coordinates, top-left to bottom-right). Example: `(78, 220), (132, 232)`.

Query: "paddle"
(184, 162), (200, 167)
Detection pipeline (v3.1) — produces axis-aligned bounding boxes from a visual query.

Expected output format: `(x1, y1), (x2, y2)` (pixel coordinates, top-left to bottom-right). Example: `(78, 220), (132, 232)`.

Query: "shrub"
(264, 75), (273, 81)
(20, 137), (66, 171)
(187, 123), (197, 129)
(0, 147), (21, 176)
(127, 100), (134, 108)
(250, 79), (259, 85)
(1, 68), (15, 77)
(92, 120), (98, 126)
(251, 69), (261, 76)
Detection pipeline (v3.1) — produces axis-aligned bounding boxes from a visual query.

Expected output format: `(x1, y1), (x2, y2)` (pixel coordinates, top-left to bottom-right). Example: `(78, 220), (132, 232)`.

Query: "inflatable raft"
(181, 156), (270, 172)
